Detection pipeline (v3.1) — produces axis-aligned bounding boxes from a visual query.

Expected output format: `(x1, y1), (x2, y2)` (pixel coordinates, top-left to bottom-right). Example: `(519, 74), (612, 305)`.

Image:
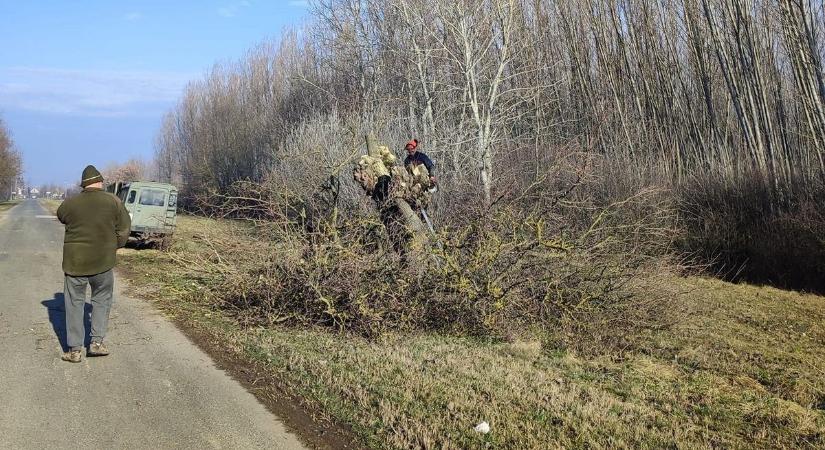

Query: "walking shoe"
(88, 342), (110, 357)
(61, 349), (82, 363)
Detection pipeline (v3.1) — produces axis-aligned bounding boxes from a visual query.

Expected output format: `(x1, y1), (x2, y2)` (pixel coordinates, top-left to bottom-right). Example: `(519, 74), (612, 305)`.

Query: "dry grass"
(38, 198), (61, 215)
(0, 199), (20, 214)
(117, 215), (825, 449)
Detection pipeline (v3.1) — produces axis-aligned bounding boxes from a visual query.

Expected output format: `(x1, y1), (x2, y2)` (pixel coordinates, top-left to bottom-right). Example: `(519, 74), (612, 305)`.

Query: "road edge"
(114, 267), (363, 450)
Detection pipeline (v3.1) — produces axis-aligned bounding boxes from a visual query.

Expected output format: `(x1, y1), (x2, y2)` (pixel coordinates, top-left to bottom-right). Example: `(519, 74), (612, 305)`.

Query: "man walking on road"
(57, 165), (131, 363)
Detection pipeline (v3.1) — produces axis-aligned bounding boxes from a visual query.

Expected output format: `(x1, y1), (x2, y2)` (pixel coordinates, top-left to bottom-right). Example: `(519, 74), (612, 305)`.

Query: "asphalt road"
(0, 200), (305, 450)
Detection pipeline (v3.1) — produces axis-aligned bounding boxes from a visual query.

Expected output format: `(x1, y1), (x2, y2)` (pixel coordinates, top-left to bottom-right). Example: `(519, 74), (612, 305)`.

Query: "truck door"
(124, 188), (138, 222)
(136, 187), (168, 231)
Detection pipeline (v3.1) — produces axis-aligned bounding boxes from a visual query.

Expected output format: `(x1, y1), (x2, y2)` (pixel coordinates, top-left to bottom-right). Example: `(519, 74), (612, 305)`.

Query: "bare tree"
(0, 117), (22, 201)
(154, 0), (825, 211)
(102, 158), (150, 184)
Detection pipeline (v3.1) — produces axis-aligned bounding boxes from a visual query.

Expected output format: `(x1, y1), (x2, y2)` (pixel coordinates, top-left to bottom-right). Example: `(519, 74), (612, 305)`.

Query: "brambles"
(677, 171), (825, 292)
(178, 151), (683, 352)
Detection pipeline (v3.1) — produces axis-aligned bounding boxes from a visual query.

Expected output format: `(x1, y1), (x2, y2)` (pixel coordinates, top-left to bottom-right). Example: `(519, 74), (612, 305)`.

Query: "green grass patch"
(116, 215), (825, 448)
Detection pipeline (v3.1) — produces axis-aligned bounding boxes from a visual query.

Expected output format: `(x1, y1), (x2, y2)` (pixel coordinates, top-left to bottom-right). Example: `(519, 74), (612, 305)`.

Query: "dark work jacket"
(404, 151), (435, 176)
(57, 187), (131, 276)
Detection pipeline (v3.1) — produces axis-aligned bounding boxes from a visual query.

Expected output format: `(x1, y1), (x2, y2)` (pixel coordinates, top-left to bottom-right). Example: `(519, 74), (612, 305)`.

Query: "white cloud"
(217, 0), (254, 18)
(124, 12), (143, 21)
(0, 67), (195, 117)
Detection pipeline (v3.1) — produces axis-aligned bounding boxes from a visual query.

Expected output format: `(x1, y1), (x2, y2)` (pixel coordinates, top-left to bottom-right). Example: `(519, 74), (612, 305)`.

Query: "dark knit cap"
(80, 165), (103, 188)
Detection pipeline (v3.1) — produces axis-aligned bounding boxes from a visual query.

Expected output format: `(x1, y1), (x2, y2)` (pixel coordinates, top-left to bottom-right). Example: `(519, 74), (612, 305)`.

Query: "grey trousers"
(64, 269), (114, 351)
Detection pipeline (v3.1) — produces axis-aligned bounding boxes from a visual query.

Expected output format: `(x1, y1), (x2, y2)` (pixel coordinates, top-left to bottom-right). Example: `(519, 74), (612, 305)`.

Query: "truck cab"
(107, 181), (178, 239)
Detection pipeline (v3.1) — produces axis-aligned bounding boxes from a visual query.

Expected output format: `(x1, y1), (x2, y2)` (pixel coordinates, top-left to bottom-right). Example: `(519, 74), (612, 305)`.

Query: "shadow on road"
(42, 293), (91, 352)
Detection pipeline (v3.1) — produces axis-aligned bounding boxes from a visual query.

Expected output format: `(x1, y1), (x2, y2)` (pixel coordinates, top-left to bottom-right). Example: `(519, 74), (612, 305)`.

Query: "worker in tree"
(403, 139), (436, 185)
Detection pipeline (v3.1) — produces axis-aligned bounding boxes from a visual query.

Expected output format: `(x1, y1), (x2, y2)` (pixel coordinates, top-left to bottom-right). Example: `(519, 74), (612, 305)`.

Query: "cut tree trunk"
(362, 134), (430, 256)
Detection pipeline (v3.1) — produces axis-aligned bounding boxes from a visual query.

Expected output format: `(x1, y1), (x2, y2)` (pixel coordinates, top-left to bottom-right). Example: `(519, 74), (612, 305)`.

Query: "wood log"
(357, 134), (430, 256)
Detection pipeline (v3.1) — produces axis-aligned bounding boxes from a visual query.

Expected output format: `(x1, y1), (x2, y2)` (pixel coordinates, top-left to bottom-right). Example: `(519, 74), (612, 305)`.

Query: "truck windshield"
(139, 189), (167, 207)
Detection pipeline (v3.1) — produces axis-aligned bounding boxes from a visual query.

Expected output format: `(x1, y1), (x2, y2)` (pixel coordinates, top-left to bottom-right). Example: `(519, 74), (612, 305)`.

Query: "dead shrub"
(677, 171), (825, 293)
(422, 186), (683, 351)
(180, 157), (685, 353)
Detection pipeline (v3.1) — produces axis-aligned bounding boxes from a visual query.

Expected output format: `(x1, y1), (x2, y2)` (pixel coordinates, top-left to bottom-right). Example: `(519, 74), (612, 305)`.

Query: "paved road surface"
(0, 200), (306, 449)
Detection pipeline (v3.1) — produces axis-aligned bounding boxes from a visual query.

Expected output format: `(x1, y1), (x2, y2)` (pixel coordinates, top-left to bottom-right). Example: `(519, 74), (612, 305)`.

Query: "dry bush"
(429, 199), (680, 344)
(186, 154), (684, 352)
(167, 115), (688, 352)
(678, 171), (825, 293)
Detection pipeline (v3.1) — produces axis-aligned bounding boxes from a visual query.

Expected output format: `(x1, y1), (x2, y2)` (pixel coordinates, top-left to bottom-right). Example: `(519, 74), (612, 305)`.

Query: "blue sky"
(0, 0), (309, 187)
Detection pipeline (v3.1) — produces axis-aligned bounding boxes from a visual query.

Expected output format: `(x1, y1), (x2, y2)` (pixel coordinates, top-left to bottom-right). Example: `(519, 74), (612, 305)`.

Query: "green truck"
(106, 181), (178, 242)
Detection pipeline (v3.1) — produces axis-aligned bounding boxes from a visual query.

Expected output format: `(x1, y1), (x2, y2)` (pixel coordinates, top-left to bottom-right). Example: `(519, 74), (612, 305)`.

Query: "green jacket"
(57, 187), (131, 276)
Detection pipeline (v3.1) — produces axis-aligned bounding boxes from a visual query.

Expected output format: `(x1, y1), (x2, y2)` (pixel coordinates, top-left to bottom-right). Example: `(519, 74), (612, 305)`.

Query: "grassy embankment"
(39, 198), (62, 215)
(0, 199), (20, 214)
(116, 215), (825, 449)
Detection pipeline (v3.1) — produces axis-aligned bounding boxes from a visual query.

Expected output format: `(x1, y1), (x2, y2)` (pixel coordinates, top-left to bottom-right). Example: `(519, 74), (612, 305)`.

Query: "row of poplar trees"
(155, 0), (825, 209)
